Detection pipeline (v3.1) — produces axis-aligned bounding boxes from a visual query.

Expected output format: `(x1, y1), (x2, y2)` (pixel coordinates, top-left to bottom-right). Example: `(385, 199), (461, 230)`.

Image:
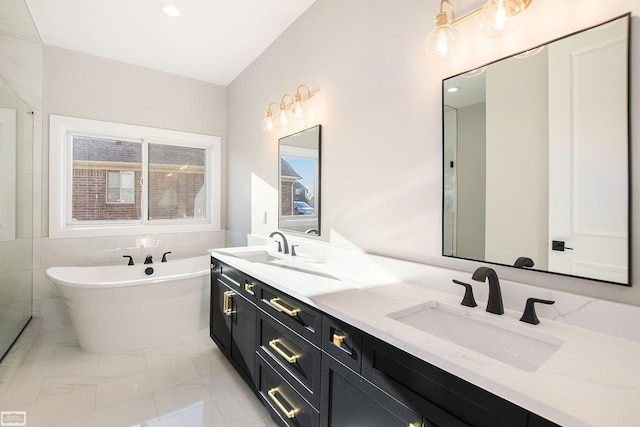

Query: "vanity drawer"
(258, 311), (321, 408)
(322, 315), (363, 373)
(218, 260), (243, 289)
(257, 283), (321, 346)
(256, 354), (320, 427)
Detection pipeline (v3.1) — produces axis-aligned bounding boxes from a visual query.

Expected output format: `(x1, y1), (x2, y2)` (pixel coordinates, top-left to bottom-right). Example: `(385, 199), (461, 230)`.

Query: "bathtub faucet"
(162, 251), (172, 262)
(123, 255), (134, 266)
(144, 254), (153, 264)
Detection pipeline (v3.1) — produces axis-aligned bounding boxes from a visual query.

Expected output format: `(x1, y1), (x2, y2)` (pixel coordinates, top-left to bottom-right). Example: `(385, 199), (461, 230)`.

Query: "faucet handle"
(291, 245), (298, 256)
(520, 298), (555, 325)
(275, 241), (282, 253)
(452, 280), (477, 308)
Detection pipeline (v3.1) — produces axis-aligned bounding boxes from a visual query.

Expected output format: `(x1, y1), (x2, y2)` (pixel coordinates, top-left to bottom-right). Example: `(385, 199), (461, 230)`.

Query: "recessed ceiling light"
(447, 87), (460, 93)
(160, 3), (181, 17)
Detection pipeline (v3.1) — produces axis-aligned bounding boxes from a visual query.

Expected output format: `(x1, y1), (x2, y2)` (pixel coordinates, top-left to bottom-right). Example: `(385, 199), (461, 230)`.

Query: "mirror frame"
(441, 13), (632, 286)
(278, 124), (322, 236)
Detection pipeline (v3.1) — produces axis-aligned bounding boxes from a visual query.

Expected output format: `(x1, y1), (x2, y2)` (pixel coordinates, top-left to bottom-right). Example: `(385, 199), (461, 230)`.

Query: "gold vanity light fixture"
(292, 84), (314, 119)
(426, 0), (534, 60)
(261, 102), (278, 132)
(277, 94), (294, 126)
(261, 84), (314, 133)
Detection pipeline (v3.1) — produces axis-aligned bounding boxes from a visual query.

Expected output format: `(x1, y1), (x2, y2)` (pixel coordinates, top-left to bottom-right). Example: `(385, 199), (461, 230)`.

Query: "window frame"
(49, 115), (221, 238)
(106, 170), (136, 205)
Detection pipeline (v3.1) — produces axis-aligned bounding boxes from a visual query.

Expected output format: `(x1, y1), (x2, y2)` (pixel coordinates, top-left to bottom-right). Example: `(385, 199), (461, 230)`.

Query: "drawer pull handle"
(223, 290), (236, 316)
(270, 298), (300, 317)
(244, 281), (255, 295)
(269, 339), (299, 364)
(332, 333), (346, 347)
(267, 388), (297, 419)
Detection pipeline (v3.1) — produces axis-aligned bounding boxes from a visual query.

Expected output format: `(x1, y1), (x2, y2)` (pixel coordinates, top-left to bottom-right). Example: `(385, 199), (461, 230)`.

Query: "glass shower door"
(0, 79), (33, 361)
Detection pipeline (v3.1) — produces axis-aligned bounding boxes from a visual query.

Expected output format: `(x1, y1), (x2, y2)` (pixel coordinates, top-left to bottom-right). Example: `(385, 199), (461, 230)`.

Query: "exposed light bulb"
(292, 94), (305, 119)
(426, 24), (458, 60)
(425, 8), (458, 60)
(479, 0), (525, 37)
(277, 103), (290, 126)
(261, 111), (275, 132)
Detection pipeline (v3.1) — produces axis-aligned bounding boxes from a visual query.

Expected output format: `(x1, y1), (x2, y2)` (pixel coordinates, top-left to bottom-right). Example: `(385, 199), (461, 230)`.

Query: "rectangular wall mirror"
(442, 14), (630, 285)
(278, 125), (321, 235)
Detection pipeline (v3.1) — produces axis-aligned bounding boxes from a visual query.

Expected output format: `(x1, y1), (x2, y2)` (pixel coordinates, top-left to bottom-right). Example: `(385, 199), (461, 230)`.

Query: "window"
(50, 115), (221, 238)
(106, 171), (136, 204)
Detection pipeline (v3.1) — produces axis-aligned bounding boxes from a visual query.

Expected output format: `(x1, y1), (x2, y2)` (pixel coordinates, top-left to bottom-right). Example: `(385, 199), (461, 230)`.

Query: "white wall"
(35, 46), (228, 330)
(227, 0), (640, 306)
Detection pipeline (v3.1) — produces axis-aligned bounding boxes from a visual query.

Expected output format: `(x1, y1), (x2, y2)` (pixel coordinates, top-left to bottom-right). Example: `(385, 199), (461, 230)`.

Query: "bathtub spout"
(162, 251), (172, 262)
(144, 254), (153, 264)
(123, 255), (134, 266)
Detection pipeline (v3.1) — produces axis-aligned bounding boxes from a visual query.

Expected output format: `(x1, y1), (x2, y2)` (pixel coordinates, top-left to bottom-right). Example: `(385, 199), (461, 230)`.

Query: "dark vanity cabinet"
(210, 259), (257, 385)
(210, 257), (561, 427)
(319, 315), (420, 426)
(320, 346), (423, 427)
(362, 335), (526, 427)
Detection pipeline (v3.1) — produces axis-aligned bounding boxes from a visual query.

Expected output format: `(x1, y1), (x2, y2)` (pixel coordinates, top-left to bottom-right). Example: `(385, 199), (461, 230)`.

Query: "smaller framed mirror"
(278, 125), (321, 235)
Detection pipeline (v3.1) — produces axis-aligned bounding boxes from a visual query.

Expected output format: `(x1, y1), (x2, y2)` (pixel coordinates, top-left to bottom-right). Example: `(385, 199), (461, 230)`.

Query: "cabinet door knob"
(267, 388), (297, 419)
(244, 281), (255, 295)
(332, 333), (346, 347)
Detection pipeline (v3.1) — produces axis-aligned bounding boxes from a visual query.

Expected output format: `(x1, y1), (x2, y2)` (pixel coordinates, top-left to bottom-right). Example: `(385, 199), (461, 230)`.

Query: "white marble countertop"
(209, 245), (640, 427)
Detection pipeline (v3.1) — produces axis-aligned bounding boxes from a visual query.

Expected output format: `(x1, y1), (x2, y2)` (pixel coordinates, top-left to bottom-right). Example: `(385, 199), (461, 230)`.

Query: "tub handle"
(223, 290), (236, 316)
(269, 298), (300, 317)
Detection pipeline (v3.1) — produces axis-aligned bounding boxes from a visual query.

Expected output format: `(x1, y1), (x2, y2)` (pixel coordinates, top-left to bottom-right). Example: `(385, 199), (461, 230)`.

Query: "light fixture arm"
(439, 0), (456, 23)
(281, 94), (294, 107)
(266, 101), (278, 115)
(295, 84), (313, 101)
(446, 0), (533, 27)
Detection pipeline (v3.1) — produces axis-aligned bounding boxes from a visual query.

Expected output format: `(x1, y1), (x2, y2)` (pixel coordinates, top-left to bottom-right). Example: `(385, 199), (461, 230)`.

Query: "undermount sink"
(227, 250), (338, 279)
(388, 301), (565, 372)
(229, 250), (281, 263)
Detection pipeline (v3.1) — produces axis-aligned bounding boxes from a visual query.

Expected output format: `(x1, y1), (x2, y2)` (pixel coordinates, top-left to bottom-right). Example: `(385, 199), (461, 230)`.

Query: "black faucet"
(452, 280), (477, 307)
(471, 266), (504, 315)
(514, 257), (535, 269)
(144, 254), (153, 264)
(269, 231), (289, 254)
(520, 298), (555, 325)
(123, 255), (134, 266)
(161, 251), (172, 262)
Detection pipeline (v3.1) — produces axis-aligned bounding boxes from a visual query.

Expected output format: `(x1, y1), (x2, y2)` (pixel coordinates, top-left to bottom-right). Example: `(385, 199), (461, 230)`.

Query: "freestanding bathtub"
(45, 255), (210, 353)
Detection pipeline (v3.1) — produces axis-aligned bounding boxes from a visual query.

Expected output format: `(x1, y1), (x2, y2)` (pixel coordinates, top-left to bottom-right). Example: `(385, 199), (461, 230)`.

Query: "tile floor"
(0, 325), (279, 427)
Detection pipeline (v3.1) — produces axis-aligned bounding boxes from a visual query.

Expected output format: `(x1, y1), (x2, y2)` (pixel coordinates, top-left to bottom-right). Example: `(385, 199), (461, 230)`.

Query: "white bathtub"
(45, 255), (210, 353)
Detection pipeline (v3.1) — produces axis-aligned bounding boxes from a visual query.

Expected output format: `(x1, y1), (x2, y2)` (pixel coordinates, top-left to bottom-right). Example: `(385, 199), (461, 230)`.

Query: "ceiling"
(24, 0), (316, 86)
